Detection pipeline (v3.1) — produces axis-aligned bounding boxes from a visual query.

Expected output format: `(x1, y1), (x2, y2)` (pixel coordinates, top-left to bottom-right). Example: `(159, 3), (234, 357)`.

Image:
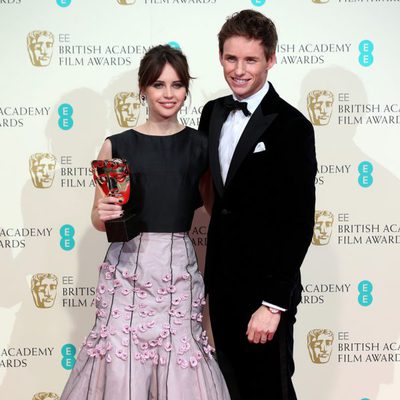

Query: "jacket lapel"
(224, 91), (278, 188)
(209, 98), (230, 197)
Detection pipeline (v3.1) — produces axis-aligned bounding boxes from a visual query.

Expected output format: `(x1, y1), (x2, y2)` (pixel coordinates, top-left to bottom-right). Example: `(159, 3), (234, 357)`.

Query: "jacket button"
(221, 208), (231, 215)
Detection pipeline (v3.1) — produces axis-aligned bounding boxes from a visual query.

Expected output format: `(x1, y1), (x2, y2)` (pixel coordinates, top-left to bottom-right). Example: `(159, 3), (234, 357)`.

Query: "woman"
(61, 45), (230, 400)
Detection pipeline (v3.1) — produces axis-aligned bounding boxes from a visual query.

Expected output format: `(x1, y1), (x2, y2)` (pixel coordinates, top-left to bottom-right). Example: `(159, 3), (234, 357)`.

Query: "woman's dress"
(61, 128), (230, 400)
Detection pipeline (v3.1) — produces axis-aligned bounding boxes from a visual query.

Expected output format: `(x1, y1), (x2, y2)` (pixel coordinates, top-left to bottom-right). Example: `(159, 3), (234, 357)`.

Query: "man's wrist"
(261, 301), (286, 312)
(266, 306), (281, 314)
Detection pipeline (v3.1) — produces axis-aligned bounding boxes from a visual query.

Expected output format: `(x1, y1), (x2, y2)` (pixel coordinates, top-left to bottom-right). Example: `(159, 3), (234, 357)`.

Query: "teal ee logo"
(251, 0), (266, 5)
(61, 344), (76, 370)
(358, 280), (373, 306)
(359, 40), (374, 67)
(168, 41), (181, 50)
(58, 103), (73, 130)
(358, 161), (373, 188)
(57, 0), (72, 7)
(60, 224), (75, 251)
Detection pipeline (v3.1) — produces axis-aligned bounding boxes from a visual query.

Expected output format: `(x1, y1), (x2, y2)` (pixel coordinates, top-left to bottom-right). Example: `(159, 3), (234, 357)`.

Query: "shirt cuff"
(261, 301), (287, 312)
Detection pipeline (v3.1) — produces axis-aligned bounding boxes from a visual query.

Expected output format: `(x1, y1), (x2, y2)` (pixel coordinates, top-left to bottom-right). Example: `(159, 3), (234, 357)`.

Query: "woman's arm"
(91, 139), (123, 231)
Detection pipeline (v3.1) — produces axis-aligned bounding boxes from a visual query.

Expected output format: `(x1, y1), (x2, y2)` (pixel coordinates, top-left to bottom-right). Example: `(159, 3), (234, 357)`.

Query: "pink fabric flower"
(190, 356), (198, 368)
(137, 290), (147, 299)
(98, 284), (106, 294)
(116, 349), (127, 360)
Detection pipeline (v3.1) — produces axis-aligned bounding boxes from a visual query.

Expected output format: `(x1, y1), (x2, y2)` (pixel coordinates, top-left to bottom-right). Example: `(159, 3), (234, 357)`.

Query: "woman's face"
(143, 62), (187, 121)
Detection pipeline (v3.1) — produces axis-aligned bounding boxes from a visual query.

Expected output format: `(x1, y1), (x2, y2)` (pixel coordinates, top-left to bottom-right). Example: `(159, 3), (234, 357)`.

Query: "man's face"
(309, 93), (333, 125)
(313, 214), (333, 245)
(115, 94), (140, 127)
(29, 33), (53, 66)
(309, 333), (333, 363)
(220, 36), (275, 100)
(32, 277), (57, 308)
(30, 156), (56, 188)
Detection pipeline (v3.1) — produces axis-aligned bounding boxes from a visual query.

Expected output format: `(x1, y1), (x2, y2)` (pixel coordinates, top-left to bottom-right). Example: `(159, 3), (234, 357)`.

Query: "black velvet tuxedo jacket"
(199, 83), (317, 312)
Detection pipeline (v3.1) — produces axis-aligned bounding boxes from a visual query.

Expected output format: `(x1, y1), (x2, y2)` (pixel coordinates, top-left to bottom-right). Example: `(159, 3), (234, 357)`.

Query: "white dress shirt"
(218, 81), (286, 313)
(218, 81), (269, 184)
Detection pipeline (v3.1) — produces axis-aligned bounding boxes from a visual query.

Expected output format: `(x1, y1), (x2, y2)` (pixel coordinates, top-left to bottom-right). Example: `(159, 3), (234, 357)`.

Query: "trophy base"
(104, 212), (143, 242)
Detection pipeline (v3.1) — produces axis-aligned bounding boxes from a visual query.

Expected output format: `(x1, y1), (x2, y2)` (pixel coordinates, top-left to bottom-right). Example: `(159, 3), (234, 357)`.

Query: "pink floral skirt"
(61, 232), (230, 400)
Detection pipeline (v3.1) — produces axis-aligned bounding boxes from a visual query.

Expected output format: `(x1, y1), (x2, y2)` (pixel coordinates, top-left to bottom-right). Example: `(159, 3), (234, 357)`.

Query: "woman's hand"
(96, 196), (123, 222)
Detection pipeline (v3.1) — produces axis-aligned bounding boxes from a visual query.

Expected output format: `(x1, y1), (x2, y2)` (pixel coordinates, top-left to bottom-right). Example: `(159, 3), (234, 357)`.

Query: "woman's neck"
(136, 118), (184, 136)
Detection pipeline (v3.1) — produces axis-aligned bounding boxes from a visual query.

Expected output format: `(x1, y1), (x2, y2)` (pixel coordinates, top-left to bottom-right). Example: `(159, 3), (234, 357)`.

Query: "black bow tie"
(223, 96), (251, 117)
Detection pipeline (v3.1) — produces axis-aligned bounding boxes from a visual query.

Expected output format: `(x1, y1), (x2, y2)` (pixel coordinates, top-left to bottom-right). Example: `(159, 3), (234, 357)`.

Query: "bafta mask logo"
(307, 329), (334, 364)
(312, 0), (329, 3)
(29, 153), (57, 189)
(114, 92), (141, 127)
(307, 90), (334, 126)
(32, 393), (60, 400)
(312, 210), (334, 246)
(27, 31), (54, 67)
(31, 273), (58, 309)
(117, 0), (136, 4)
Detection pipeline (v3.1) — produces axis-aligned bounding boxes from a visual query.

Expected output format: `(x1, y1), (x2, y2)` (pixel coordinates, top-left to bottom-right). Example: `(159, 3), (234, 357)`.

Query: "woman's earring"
(140, 95), (146, 106)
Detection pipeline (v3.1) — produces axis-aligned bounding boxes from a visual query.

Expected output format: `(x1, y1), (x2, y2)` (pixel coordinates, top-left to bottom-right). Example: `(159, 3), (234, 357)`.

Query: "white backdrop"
(1, 1), (400, 399)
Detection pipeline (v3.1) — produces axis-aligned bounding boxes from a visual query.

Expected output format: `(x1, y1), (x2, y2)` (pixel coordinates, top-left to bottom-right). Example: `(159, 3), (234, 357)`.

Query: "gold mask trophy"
(91, 158), (142, 242)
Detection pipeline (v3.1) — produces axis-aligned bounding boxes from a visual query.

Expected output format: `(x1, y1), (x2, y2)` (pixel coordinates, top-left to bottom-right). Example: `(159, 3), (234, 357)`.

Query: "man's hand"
(246, 306), (281, 344)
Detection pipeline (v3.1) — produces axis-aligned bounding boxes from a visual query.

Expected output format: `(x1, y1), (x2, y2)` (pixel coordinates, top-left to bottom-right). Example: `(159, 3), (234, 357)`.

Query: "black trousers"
(210, 296), (298, 400)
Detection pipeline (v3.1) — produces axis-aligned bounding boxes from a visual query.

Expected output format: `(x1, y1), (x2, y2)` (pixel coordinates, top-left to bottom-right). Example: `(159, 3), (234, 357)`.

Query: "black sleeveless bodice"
(107, 127), (208, 233)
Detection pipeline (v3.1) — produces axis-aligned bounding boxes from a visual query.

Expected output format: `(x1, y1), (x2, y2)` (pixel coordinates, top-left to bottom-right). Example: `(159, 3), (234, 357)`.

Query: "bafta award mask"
(29, 153), (57, 189)
(114, 92), (141, 127)
(91, 159), (131, 204)
(307, 329), (334, 364)
(32, 392), (60, 400)
(117, 0), (136, 5)
(31, 273), (58, 309)
(312, 210), (334, 246)
(27, 30), (54, 67)
(307, 90), (334, 126)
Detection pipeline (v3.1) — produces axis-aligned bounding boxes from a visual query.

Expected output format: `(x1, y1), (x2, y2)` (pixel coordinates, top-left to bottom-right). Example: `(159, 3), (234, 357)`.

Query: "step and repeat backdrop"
(1, 0), (400, 399)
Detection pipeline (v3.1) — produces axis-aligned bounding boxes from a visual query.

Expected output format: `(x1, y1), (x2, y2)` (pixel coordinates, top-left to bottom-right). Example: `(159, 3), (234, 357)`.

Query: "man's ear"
(219, 52), (224, 66)
(266, 53), (277, 70)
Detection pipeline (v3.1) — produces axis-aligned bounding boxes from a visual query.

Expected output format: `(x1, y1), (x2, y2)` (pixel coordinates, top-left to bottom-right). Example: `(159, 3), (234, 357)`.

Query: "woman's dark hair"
(218, 9), (278, 61)
(138, 45), (192, 93)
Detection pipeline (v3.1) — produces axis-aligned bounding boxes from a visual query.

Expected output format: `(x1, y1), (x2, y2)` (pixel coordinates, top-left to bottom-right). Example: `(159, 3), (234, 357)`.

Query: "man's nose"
(234, 61), (245, 76)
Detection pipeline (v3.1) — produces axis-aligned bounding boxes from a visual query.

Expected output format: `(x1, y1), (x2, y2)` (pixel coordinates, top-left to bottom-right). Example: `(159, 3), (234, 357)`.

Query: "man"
(199, 10), (317, 400)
